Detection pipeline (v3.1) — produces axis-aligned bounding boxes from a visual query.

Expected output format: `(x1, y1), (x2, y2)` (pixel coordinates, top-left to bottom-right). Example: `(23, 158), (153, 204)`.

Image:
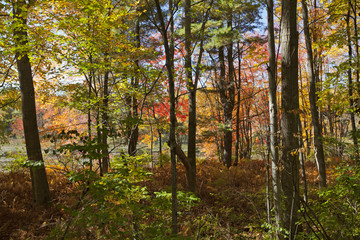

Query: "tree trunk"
(158, 129), (162, 166)
(234, 45), (242, 166)
(154, 0), (178, 234)
(351, 0), (360, 110)
(267, 0), (282, 236)
(346, 8), (359, 155)
(87, 54), (94, 171)
(128, 20), (140, 157)
(96, 111), (102, 175)
(219, 45), (234, 168)
(280, 0), (301, 237)
(185, 0), (196, 193)
(301, 0), (326, 189)
(12, 0), (51, 206)
(101, 67), (110, 174)
(298, 120), (308, 202)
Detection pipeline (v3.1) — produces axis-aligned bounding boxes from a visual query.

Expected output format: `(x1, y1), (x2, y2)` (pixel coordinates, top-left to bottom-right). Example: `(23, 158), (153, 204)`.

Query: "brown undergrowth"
(0, 159), (334, 239)
(145, 160), (268, 237)
(0, 169), (78, 240)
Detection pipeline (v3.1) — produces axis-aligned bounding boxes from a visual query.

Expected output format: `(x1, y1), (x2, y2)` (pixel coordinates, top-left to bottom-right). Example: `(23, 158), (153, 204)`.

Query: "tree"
(12, 0), (51, 206)
(301, 0), (326, 188)
(346, 1), (359, 156)
(152, 0), (178, 234)
(266, 0), (282, 235)
(184, 0), (196, 193)
(280, 0), (301, 237)
(204, 0), (261, 167)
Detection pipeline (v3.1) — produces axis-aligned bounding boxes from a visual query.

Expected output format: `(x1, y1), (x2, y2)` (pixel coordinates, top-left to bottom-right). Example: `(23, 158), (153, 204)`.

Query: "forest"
(0, 0), (360, 239)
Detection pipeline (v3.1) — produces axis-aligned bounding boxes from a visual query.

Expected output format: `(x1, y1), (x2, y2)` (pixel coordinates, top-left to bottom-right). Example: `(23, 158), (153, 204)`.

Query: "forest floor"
(0, 158), (337, 240)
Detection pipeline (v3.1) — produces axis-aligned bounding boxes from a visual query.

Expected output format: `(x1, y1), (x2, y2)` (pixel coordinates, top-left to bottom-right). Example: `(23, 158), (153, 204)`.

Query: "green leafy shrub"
(3, 152), (27, 172)
(49, 154), (199, 239)
(301, 165), (360, 239)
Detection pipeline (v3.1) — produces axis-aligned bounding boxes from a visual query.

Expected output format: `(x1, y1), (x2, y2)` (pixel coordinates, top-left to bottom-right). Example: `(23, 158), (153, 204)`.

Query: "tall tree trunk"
(351, 0), (360, 158)
(301, 0), (326, 189)
(96, 110), (103, 175)
(158, 129), (162, 166)
(225, 12), (235, 167)
(298, 120), (308, 202)
(185, 0), (196, 193)
(128, 20), (140, 157)
(267, 0), (282, 236)
(235, 45), (242, 166)
(266, 130), (272, 228)
(101, 66), (110, 174)
(12, 0), (51, 206)
(280, 0), (301, 237)
(154, 0), (178, 234)
(351, 0), (360, 107)
(87, 54), (93, 171)
(219, 43), (234, 168)
(149, 118), (154, 168)
(346, 8), (359, 154)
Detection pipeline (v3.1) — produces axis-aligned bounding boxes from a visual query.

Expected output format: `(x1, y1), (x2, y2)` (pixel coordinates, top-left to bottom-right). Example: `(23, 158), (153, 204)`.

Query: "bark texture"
(13, 0), (51, 206)
(301, 0), (326, 188)
(218, 44), (235, 168)
(185, 0), (196, 193)
(266, 0), (282, 236)
(280, 0), (301, 237)
(101, 66), (110, 173)
(154, 0), (178, 234)
(346, 6), (359, 155)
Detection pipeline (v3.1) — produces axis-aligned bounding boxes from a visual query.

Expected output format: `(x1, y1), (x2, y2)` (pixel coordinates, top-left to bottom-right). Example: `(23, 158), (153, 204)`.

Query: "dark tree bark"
(96, 110), (103, 175)
(346, 7), (359, 155)
(154, 0), (178, 234)
(184, 0), (196, 193)
(301, 0), (326, 188)
(128, 20), (140, 157)
(218, 43), (235, 168)
(101, 65), (110, 174)
(12, 0), (51, 206)
(234, 44), (242, 166)
(158, 129), (162, 165)
(87, 54), (94, 171)
(266, 0), (282, 236)
(298, 120), (308, 202)
(280, 0), (301, 237)
(225, 12), (235, 167)
(350, 0), (360, 111)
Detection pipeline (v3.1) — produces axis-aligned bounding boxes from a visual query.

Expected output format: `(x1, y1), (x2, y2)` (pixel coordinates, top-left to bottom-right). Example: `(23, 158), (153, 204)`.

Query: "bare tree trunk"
(12, 0), (51, 206)
(280, 0), (301, 237)
(301, 0), (326, 189)
(350, 0), (360, 108)
(346, 7), (359, 155)
(149, 118), (154, 168)
(234, 45), (242, 166)
(185, 0), (196, 193)
(101, 67), (110, 174)
(154, 0), (178, 234)
(266, 131), (272, 228)
(158, 129), (162, 166)
(298, 120), (308, 202)
(87, 53), (94, 171)
(267, 0), (282, 236)
(128, 20), (140, 157)
(96, 110), (102, 176)
(226, 13), (235, 167)
(219, 43), (234, 168)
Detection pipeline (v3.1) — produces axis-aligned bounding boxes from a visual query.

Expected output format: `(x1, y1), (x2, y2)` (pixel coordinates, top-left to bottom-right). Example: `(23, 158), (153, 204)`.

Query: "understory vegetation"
(0, 152), (359, 239)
